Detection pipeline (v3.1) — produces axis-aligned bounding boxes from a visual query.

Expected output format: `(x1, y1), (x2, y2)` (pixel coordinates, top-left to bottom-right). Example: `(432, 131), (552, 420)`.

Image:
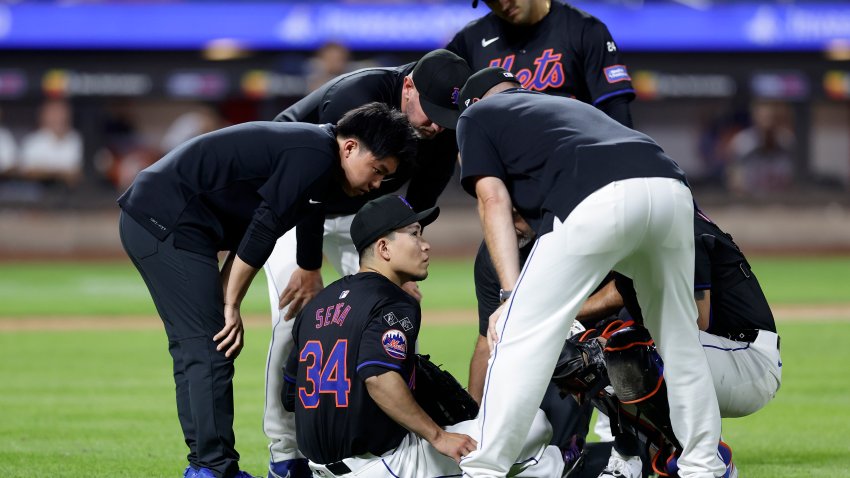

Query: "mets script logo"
(381, 329), (408, 360)
(488, 49), (565, 92)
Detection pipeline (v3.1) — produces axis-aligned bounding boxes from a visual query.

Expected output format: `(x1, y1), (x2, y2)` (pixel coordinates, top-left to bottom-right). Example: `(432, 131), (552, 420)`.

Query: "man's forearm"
(366, 371), (442, 442)
(576, 280), (625, 324)
(224, 254), (261, 308)
(468, 335), (489, 404)
(476, 178), (520, 290)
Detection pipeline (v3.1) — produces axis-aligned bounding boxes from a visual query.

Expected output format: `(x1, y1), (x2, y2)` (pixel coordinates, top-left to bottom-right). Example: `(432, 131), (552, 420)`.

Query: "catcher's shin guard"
(603, 326), (679, 448)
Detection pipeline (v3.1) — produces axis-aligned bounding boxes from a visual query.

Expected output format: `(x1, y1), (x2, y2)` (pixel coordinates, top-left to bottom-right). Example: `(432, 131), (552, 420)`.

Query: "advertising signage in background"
(0, 2), (848, 52)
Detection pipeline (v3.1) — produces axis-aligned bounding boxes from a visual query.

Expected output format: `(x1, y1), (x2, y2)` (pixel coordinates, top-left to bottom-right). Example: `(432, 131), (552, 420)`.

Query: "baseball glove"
(413, 354), (479, 427)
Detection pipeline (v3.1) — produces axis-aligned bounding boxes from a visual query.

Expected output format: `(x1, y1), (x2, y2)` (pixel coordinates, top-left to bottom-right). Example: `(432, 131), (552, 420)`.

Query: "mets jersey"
(283, 272), (421, 464)
(446, 1), (634, 106)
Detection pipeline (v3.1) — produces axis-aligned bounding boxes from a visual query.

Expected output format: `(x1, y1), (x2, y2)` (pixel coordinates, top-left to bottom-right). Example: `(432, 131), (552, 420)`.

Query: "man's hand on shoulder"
(401, 281), (423, 302)
(279, 267), (324, 320)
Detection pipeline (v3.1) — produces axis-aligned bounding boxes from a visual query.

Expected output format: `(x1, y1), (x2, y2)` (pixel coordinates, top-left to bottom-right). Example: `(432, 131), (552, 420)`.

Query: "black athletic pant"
(119, 211), (240, 478)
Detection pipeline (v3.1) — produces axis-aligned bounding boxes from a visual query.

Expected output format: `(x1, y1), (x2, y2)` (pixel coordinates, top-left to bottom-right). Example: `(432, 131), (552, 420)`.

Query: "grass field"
(1, 256), (849, 316)
(1, 257), (849, 477)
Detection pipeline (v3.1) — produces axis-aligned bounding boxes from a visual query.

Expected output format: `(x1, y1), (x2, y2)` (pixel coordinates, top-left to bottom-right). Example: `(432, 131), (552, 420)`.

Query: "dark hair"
(336, 102), (418, 167)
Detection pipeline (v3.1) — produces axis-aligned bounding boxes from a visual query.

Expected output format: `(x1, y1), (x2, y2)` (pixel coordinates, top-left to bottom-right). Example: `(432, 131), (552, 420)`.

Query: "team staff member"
(447, 0), (635, 127)
(262, 49), (471, 478)
(455, 68), (725, 478)
(282, 195), (561, 478)
(118, 104), (417, 478)
(449, 1), (637, 464)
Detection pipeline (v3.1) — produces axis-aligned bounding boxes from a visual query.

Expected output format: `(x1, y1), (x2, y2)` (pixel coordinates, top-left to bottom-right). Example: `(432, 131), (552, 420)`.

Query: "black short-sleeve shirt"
(117, 122), (336, 267)
(285, 272), (420, 464)
(446, 0), (634, 105)
(458, 89), (685, 234)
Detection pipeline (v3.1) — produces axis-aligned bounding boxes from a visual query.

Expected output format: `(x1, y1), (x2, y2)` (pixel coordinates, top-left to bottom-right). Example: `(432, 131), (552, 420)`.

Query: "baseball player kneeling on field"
(281, 195), (563, 478)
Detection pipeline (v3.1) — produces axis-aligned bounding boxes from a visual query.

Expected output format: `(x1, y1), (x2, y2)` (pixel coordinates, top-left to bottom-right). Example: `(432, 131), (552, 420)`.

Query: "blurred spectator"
(159, 104), (225, 154)
(305, 41), (355, 92)
(0, 107), (16, 175)
(727, 101), (796, 196)
(17, 99), (83, 188)
(94, 102), (159, 191)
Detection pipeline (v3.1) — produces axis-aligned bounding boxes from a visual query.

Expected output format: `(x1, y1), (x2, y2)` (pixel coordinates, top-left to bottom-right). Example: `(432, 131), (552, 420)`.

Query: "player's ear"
(342, 138), (358, 158)
(402, 76), (414, 99)
(376, 236), (392, 261)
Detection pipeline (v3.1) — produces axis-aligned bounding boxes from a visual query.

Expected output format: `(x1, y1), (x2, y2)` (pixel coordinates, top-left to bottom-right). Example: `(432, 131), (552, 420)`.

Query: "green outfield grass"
(0, 256), (849, 317)
(1, 257), (849, 476)
(1, 322), (849, 477)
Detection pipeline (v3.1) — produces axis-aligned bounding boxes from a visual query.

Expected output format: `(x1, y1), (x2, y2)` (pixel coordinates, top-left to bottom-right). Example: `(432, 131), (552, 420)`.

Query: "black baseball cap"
(458, 66), (522, 114)
(350, 195), (440, 253)
(411, 49), (472, 130)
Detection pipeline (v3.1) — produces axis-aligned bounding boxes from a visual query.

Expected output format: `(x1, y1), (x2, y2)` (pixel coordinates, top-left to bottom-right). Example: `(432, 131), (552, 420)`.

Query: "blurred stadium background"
(0, 0), (849, 258)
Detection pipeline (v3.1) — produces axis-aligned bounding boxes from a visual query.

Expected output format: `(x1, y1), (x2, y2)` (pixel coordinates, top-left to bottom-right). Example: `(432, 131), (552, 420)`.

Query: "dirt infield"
(1, 304), (848, 331)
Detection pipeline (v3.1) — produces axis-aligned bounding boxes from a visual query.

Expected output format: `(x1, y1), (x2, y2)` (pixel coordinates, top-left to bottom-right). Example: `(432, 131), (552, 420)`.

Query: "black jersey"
(474, 240), (532, 337)
(283, 272), (420, 464)
(275, 64), (458, 269)
(694, 210), (776, 336)
(458, 89), (685, 234)
(117, 122), (336, 267)
(446, 1), (634, 106)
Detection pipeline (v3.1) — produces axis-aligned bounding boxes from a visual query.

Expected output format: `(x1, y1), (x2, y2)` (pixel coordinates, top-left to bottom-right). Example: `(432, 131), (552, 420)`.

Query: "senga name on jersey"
(314, 301), (352, 329)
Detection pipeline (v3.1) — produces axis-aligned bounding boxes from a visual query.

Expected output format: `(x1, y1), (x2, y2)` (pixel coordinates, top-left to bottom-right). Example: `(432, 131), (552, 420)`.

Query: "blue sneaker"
(716, 441), (738, 478)
(268, 458), (311, 478)
(193, 469), (259, 478)
(664, 441), (737, 478)
(183, 466), (197, 478)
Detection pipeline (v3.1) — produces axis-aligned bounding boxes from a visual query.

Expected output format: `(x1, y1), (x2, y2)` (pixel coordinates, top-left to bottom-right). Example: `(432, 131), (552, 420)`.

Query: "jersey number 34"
(299, 339), (351, 408)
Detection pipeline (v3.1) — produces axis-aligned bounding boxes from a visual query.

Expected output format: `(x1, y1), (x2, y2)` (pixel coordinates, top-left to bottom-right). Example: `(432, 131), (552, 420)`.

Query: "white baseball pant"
(307, 409), (562, 478)
(701, 330), (782, 418)
(263, 214), (359, 463)
(460, 178), (725, 478)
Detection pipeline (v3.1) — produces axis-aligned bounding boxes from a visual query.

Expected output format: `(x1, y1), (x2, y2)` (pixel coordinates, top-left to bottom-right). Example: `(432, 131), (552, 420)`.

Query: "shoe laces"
(601, 453), (640, 478)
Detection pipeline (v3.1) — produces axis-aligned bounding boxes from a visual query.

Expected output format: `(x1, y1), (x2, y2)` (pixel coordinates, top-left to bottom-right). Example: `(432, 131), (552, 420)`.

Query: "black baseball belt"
(724, 329), (780, 350)
(325, 461), (352, 475)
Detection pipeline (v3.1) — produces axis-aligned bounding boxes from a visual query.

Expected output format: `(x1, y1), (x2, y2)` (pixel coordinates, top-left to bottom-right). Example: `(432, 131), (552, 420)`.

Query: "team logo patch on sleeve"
(382, 329), (408, 360)
(604, 65), (631, 84)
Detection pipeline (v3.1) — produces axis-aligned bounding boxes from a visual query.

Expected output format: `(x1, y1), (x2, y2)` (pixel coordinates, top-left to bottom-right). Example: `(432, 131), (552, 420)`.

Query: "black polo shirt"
(446, 0), (634, 105)
(283, 272), (420, 464)
(117, 122), (337, 268)
(275, 64), (458, 269)
(458, 88), (686, 234)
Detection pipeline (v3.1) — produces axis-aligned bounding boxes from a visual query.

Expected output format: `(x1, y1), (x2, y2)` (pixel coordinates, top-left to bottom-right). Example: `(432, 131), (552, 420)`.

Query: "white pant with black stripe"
(263, 214), (359, 464)
(460, 178), (725, 478)
(308, 409), (561, 478)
